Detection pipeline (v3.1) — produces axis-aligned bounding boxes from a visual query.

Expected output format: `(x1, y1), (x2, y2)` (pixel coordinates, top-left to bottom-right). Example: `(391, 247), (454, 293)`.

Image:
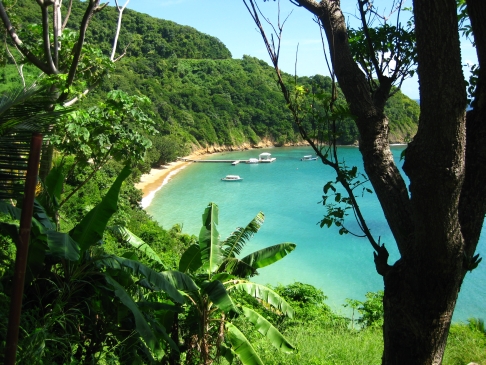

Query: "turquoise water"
(146, 146), (486, 322)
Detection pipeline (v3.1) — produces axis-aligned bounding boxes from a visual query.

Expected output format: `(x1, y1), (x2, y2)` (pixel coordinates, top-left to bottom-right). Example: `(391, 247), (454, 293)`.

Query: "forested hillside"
(2, 0), (419, 167)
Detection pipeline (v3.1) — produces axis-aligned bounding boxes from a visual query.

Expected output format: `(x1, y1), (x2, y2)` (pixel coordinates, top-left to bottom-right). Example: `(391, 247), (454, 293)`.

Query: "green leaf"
(44, 163), (65, 207)
(99, 256), (197, 303)
(45, 230), (80, 261)
(241, 243), (296, 270)
(229, 281), (294, 318)
(32, 200), (55, 231)
(70, 164), (131, 255)
(179, 244), (202, 273)
(225, 322), (264, 365)
(201, 280), (239, 314)
(110, 225), (164, 266)
(218, 257), (257, 278)
(199, 202), (223, 275)
(241, 306), (295, 353)
(222, 211), (264, 258)
(0, 201), (21, 220)
(104, 275), (165, 360)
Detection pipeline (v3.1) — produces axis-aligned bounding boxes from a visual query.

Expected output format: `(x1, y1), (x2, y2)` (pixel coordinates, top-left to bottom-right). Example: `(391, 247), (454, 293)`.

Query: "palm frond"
(222, 211), (264, 258)
(0, 86), (72, 201)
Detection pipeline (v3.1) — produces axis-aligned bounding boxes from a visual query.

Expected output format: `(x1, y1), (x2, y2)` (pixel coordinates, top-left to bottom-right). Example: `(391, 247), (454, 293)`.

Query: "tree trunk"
(290, 0), (484, 363)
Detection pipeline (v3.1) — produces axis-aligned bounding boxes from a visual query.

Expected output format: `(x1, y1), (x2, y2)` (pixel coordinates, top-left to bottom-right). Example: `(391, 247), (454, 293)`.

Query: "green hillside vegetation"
(2, 0), (419, 171)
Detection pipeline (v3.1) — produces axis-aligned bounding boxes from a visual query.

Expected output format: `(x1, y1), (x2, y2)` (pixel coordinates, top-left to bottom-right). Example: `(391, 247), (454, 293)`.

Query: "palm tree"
(176, 202), (296, 365)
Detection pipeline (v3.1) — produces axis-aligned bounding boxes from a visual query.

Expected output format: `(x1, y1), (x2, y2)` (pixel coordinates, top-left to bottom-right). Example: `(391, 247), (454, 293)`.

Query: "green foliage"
(51, 90), (155, 170)
(443, 319), (486, 365)
(176, 202), (296, 365)
(345, 291), (384, 329)
(320, 163), (372, 236)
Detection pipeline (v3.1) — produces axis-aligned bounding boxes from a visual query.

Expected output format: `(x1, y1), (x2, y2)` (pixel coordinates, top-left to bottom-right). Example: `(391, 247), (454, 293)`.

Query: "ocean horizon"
(145, 146), (486, 323)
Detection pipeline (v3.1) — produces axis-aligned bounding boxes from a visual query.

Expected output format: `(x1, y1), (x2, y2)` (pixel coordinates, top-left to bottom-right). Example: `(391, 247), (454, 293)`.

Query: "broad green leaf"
(110, 225), (164, 266)
(241, 243), (296, 270)
(201, 280), (239, 314)
(179, 244), (202, 273)
(229, 281), (294, 318)
(225, 322), (264, 365)
(104, 275), (164, 360)
(0, 201), (21, 220)
(241, 306), (295, 353)
(45, 230), (80, 261)
(219, 343), (235, 364)
(0, 222), (19, 245)
(99, 256), (197, 303)
(222, 211), (264, 258)
(32, 200), (55, 230)
(44, 163), (65, 207)
(199, 202), (223, 275)
(218, 257), (257, 278)
(70, 164), (131, 255)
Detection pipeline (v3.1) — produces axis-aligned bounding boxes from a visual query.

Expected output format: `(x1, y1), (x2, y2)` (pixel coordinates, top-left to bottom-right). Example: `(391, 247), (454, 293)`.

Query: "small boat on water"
(231, 160), (240, 165)
(301, 155), (318, 161)
(221, 175), (243, 181)
(246, 158), (259, 164)
(259, 152), (276, 163)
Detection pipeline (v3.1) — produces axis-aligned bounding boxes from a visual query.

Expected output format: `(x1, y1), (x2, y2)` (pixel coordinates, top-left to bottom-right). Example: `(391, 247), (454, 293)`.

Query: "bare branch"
(61, 0), (74, 30)
(111, 0), (130, 61)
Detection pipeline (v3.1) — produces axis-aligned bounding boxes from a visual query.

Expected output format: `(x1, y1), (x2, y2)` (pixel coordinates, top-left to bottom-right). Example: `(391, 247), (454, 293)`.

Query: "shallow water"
(146, 146), (486, 322)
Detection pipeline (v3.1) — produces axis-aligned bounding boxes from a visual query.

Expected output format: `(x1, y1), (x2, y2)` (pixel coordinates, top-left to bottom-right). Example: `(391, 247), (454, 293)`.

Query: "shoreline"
(135, 143), (408, 208)
(135, 156), (200, 208)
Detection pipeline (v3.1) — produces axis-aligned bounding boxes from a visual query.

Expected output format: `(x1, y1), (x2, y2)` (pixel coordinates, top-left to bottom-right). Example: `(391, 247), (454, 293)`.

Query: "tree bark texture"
(293, 0), (485, 363)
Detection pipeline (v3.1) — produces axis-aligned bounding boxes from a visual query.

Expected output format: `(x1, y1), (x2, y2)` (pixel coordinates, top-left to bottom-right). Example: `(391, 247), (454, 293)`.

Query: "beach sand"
(135, 156), (199, 208)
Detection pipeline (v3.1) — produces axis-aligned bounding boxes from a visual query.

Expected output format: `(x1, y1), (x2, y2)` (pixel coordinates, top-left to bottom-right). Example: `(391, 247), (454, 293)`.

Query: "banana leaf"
(0, 200), (21, 219)
(45, 230), (80, 261)
(104, 275), (165, 360)
(99, 256), (197, 303)
(241, 243), (296, 269)
(225, 322), (264, 365)
(37, 163), (65, 216)
(241, 306), (295, 353)
(70, 164), (131, 255)
(32, 200), (55, 231)
(229, 281), (294, 318)
(179, 244), (202, 273)
(110, 225), (164, 266)
(222, 211), (264, 258)
(201, 280), (239, 314)
(217, 257), (257, 278)
(199, 202), (224, 274)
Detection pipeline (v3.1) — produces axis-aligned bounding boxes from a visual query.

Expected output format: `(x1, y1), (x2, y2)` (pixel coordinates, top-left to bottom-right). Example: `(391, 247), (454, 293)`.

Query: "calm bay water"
(146, 146), (485, 322)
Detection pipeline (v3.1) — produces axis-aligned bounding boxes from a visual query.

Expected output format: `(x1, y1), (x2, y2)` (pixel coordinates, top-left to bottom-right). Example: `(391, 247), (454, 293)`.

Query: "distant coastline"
(135, 142), (410, 208)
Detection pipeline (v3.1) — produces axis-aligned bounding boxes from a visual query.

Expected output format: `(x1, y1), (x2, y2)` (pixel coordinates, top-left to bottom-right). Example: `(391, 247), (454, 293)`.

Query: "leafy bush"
(345, 290), (384, 329)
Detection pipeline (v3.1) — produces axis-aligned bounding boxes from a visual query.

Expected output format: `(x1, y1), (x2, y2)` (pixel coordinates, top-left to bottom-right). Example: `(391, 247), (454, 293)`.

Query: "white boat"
(221, 175), (243, 181)
(301, 155), (318, 161)
(231, 160), (240, 165)
(259, 152), (276, 163)
(246, 158), (259, 164)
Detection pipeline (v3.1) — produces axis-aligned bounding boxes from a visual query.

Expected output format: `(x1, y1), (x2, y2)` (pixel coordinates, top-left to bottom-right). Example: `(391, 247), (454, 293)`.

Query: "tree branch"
(0, 1), (50, 73)
(111, 0), (130, 61)
(61, 0), (100, 102)
(39, 3), (58, 74)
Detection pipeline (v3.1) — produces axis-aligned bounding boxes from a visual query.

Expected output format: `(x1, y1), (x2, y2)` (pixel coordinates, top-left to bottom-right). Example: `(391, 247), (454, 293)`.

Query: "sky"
(121, 0), (478, 101)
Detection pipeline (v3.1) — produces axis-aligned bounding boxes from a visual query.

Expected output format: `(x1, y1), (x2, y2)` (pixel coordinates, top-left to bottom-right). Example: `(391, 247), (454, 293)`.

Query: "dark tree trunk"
(292, 0), (485, 363)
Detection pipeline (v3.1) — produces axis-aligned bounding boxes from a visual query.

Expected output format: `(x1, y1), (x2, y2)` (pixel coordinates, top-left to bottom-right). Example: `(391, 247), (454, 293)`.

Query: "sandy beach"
(135, 156), (199, 208)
